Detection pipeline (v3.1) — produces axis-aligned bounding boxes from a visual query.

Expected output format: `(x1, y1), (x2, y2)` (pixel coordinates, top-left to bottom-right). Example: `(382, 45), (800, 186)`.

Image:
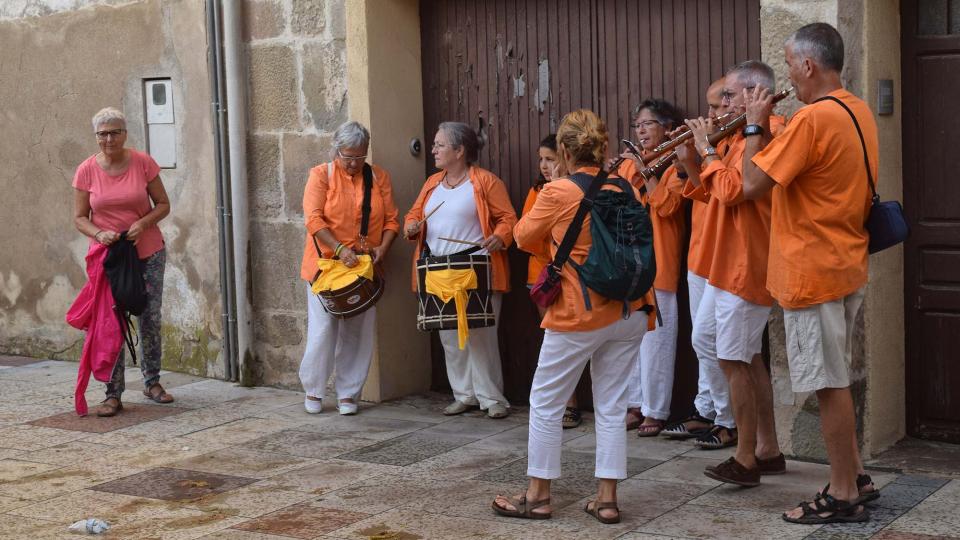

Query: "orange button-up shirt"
(696, 116), (786, 307)
(404, 166), (517, 292)
(619, 160), (687, 293)
(515, 167), (656, 332)
(752, 89), (876, 309)
(300, 161), (400, 282)
(521, 186), (552, 285)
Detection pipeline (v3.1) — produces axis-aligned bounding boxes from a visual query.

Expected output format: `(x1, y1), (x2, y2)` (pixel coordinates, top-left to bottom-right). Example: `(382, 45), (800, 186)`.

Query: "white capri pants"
(689, 272), (718, 421)
(438, 293), (509, 410)
(527, 313), (648, 480)
(629, 289), (678, 420)
(299, 285), (377, 401)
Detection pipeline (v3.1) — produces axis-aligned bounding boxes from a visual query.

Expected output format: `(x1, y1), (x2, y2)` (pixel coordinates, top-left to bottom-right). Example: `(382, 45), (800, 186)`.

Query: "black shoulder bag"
(816, 96), (909, 254)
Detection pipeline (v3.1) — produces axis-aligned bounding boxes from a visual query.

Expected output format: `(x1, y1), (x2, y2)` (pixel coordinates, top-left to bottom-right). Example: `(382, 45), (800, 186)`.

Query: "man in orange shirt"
(676, 61), (785, 487)
(662, 78), (733, 441)
(742, 23), (877, 524)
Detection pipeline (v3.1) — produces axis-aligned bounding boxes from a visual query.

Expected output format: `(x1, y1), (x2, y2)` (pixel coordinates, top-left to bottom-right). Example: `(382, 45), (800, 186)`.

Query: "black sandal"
(562, 407), (582, 429)
(694, 425), (738, 449)
(820, 473), (881, 504)
(662, 413), (714, 439)
(782, 493), (870, 525)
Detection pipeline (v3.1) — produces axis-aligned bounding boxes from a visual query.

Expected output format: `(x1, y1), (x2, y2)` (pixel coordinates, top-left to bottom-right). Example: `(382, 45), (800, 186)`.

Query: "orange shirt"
(675, 138), (732, 280)
(752, 89), (877, 309)
(514, 166), (656, 332)
(404, 166), (517, 292)
(699, 133), (774, 306)
(619, 160), (687, 293)
(521, 186), (551, 285)
(300, 161), (399, 282)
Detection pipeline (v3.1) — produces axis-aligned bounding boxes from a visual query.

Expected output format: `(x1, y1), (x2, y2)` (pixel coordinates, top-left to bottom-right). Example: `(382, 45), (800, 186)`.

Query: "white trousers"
(438, 293), (508, 410)
(628, 289), (678, 420)
(298, 286), (376, 401)
(527, 313), (647, 480)
(688, 272), (718, 421)
(690, 283), (735, 428)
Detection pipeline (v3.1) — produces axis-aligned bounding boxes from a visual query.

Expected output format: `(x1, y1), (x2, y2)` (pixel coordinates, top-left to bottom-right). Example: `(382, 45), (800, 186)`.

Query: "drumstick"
(438, 236), (484, 247)
(417, 201), (445, 226)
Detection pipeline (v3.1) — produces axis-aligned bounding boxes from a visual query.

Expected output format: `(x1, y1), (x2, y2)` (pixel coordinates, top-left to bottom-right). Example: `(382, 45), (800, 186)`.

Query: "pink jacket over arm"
(66, 243), (122, 416)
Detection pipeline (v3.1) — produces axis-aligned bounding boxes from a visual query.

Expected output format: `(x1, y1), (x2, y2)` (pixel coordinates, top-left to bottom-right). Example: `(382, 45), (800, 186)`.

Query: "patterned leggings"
(106, 248), (165, 399)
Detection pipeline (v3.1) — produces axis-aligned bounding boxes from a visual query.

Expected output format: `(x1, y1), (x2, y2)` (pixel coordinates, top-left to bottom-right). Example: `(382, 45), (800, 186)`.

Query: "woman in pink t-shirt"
(73, 107), (173, 417)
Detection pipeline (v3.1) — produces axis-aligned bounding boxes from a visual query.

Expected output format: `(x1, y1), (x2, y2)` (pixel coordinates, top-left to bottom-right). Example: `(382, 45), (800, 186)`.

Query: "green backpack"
(567, 171), (656, 315)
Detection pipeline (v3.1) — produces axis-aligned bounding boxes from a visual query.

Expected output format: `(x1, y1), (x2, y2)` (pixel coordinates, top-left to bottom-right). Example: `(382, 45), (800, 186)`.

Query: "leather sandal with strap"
(820, 473), (881, 504)
(96, 398), (123, 417)
(637, 419), (666, 438)
(782, 493), (870, 525)
(143, 383), (174, 404)
(491, 494), (552, 520)
(584, 500), (621, 524)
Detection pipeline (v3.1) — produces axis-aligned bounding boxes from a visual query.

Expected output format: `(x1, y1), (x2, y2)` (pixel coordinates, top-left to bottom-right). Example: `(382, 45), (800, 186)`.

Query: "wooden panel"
(902, 2), (960, 442)
(421, 0), (761, 407)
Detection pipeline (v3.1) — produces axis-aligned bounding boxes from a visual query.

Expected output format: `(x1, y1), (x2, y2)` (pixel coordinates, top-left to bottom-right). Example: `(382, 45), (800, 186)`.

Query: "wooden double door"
(903, 1), (960, 443)
(420, 0), (761, 408)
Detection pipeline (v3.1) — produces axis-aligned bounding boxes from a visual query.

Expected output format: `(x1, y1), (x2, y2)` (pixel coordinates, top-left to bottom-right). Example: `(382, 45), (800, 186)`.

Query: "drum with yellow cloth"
(312, 255), (383, 319)
(416, 250), (495, 345)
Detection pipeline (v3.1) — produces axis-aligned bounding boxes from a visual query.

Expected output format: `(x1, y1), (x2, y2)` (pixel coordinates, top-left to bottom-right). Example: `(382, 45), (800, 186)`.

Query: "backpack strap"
(360, 163), (374, 238)
(552, 169), (611, 312)
(552, 170), (610, 272)
(813, 95), (879, 204)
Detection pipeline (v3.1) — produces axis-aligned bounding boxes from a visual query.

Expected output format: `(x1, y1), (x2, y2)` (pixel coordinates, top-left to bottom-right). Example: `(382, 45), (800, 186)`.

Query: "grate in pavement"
(90, 466), (256, 501)
(231, 503), (369, 539)
(28, 403), (188, 433)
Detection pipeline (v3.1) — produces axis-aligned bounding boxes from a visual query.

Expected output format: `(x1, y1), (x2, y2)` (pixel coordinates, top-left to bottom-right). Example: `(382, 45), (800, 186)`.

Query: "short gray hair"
(438, 121), (482, 164)
(332, 121), (370, 153)
(786, 22), (844, 72)
(727, 60), (776, 92)
(92, 107), (126, 131)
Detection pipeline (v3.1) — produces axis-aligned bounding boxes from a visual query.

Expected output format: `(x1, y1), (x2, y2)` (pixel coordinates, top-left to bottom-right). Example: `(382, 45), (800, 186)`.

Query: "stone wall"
(0, 0), (223, 377)
(759, 0), (905, 459)
(242, 0), (348, 389)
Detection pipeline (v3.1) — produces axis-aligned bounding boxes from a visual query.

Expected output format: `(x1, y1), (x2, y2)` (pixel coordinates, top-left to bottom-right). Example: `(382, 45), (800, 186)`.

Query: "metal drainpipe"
(222, 0), (252, 384)
(205, 0), (238, 381)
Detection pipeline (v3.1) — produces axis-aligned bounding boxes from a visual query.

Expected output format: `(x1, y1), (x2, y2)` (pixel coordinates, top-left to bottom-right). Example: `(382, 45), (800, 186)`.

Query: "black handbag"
(816, 96), (909, 254)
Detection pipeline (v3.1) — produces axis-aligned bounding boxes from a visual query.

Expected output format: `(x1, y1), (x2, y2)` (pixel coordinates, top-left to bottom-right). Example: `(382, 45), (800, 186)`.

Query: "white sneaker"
(338, 401), (358, 415)
(304, 396), (323, 414)
(487, 403), (509, 419)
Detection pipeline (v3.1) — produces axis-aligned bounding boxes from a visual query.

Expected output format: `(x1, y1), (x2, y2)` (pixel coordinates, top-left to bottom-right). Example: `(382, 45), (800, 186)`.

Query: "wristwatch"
(702, 146), (717, 158)
(743, 124), (765, 137)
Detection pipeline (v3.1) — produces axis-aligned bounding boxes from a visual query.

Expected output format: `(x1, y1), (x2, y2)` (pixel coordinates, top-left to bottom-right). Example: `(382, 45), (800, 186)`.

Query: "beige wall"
(760, 0), (905, 459)
(346, 0), (431, 401)
(0, 0), (224, 378)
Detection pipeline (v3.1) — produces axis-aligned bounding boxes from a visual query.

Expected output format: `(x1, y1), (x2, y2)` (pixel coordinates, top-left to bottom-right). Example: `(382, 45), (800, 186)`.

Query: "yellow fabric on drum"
(312, 255), (374, 294)
(425, 268), (478, 349)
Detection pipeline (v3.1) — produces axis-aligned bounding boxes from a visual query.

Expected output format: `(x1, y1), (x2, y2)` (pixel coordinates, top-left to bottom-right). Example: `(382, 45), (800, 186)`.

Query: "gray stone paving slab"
(337, 432), (474, 466)
(242, 428), (379, 458)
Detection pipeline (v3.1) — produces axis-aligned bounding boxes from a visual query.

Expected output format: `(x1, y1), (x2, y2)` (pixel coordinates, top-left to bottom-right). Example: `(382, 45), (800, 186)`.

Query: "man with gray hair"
(674, 59), (786, 487)
(742, 22), (878, 524)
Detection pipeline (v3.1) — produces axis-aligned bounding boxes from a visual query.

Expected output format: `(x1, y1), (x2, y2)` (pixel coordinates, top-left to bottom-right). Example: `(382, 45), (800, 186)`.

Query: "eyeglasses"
(95, 129), (126, 140)
(337, 150), (367, 164)
(431, 142), (452, 150)
(630, 120), (662, 129)
(720, 85), (757, 101)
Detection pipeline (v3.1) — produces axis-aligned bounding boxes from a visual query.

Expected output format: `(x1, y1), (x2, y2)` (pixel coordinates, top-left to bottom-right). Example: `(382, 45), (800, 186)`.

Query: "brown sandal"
(96, 398), (123, 417)
(491, 494), (552, 520)
(584, 500), (621, 524)
(143, 383), (174, 404)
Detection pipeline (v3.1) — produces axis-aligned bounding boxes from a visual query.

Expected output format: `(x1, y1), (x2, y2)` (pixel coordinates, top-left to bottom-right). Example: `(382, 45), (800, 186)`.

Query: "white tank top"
(423, 180), (486, 256)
